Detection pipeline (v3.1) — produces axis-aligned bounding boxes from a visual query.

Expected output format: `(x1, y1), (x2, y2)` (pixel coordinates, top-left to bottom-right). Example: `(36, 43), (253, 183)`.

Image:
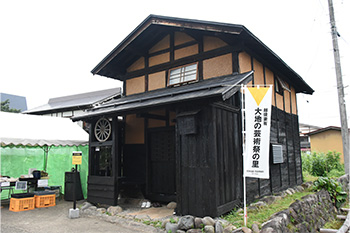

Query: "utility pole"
(327, 0), (349, 174)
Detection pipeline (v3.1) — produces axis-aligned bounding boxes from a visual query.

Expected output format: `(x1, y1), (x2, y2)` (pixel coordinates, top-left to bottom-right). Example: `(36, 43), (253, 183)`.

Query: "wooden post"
(327, 0), (349, 176)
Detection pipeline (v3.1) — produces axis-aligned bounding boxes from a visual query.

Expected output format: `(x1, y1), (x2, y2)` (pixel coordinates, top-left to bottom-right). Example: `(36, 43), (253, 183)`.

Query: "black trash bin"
(64, 172), (84, 201)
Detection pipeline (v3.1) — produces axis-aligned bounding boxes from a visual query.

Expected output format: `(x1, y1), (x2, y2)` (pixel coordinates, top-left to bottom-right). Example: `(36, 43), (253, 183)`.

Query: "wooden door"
(148, 127), (176, 198)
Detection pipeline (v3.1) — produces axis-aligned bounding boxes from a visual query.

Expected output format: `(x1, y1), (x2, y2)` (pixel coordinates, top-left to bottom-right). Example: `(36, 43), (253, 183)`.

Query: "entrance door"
(148, 127), (176, 201)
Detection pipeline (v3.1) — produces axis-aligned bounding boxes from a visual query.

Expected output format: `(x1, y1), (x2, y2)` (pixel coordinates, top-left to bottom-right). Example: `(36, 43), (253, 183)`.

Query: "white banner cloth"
(243, 86), (272, 179)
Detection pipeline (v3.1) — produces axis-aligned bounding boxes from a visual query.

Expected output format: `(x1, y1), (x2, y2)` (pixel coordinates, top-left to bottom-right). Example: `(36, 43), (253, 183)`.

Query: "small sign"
(72, 151), (82, 165)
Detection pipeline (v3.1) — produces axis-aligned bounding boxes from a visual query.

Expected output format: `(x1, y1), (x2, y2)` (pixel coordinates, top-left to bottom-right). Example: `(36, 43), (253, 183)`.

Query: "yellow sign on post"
(72, 151), (82, 165)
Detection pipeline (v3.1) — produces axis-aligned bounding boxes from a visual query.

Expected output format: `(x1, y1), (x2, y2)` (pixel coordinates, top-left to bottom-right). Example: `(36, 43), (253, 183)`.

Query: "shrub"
(312, 177), (347, 208)
(302, 170), (319, 182)
(310, 153), (327, 176)
(325, 151), (343, 171)
(327, 169), (345, 178)
(301, 151), (344, 178)
(301, 152), (313, 174)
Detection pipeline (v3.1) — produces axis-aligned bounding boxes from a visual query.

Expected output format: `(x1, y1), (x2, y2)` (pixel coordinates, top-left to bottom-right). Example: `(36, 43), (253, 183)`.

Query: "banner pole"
(241, 85), (247, 227)
(243, 176), (247, 226)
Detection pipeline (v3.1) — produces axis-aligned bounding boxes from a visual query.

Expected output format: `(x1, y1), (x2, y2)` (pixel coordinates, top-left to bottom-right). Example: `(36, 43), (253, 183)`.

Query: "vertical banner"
(244, 86), (272, 179)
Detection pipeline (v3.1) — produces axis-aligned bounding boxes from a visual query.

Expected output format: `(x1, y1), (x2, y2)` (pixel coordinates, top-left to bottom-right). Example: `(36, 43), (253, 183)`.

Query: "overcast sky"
(1, 0), (349, 127)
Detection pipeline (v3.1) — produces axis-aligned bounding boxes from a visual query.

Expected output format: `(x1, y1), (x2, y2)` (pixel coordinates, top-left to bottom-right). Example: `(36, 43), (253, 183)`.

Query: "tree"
(1, 99), (21, 113)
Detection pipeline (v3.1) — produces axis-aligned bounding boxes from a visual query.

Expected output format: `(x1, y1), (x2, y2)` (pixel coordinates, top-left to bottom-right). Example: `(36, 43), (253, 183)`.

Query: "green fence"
(1, 145), (88, 200)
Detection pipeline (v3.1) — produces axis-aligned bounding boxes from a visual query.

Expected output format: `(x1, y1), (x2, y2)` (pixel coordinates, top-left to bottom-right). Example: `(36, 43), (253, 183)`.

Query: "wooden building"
(73, 15), (313, 217)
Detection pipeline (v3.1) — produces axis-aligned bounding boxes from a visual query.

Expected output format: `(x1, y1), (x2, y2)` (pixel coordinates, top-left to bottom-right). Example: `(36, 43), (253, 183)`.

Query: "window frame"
(91, 145), (113, 176)
(167, 62), (199, 87)
(274, 75), (291, 95)
(274, 75), (283, 95)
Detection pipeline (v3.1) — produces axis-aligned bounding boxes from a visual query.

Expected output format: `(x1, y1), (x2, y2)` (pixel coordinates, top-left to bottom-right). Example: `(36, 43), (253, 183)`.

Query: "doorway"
(148, 127), (176, 201)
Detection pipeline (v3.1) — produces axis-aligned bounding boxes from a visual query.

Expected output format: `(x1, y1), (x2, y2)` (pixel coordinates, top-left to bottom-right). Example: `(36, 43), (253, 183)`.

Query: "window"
(168, 63), (198, 86)
(274, 75), (291, 94)
(272, 144), (283, 164)
(91, 146), (113, 176)
(274, 76), (283, 95)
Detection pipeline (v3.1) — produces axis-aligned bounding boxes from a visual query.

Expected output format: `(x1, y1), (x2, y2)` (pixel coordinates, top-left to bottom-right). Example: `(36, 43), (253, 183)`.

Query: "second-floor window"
(168, 63), (198, 86)
(274, 75), (290, 95)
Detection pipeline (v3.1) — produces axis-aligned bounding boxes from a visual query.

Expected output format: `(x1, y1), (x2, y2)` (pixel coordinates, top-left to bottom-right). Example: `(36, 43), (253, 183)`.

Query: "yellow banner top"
(247, 87), (270, 106)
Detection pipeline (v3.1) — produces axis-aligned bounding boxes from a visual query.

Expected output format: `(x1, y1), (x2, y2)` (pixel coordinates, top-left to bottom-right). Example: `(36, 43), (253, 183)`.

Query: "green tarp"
(1, 145), (88, 200)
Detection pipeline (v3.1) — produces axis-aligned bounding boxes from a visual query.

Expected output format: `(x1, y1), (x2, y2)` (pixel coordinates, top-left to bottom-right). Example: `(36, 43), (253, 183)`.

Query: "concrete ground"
(1, 199), (166, 233)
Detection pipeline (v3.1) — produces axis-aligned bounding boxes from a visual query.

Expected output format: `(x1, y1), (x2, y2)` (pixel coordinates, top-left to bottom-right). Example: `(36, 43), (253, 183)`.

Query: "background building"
(308, 126), (349, 163)
(25, 88), (121, 129)
(299, 123), (321, 152)
(0, 93), (27, 112)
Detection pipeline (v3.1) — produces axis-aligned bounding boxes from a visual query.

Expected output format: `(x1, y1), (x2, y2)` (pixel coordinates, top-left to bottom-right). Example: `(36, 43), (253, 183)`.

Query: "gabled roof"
(25, 88), (121, 114)
(92, 15), (313, 94)
(307, 126), (348, 136)
(72, 71), (253, 121)
(299, 122), (322, 135)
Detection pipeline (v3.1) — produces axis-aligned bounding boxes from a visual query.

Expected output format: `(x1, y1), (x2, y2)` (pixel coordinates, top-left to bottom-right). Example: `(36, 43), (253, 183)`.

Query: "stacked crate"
(9, 191), (56, 212)
(34, 191), (56, 208)
(9, 193), (35, 212)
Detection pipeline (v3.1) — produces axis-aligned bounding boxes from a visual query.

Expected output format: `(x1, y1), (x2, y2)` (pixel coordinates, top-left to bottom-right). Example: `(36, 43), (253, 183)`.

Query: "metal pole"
(73, 164), (77, 210)
(328, 0), (349, 174)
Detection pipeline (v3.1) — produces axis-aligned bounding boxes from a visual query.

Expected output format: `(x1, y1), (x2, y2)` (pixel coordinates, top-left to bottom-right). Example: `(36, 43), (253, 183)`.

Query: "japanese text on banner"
(244, 86), (272, 179)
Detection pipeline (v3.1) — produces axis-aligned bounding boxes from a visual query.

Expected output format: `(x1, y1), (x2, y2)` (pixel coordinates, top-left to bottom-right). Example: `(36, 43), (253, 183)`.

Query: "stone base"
(69, 208), (80, 219)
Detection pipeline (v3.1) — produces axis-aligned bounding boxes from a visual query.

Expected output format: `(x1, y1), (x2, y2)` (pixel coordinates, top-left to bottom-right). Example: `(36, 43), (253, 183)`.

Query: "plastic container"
(9, 197), (35, 212)
(33, 191), (55, 196)
(35, 194), (56, 208)
(11, 193), (34, 198)
(32, 170), (41, 179)
(44, 186), (61, 198)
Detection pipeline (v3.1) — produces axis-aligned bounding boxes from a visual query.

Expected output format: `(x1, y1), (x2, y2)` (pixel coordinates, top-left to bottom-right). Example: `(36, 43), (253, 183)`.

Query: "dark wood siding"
(278, 108), (289, 190)
(148, 127), (176, 200)
(175, 96), (243, 217)
(176, 106), (217, 217)
(174, 95), (307, 216)
(86, 118), (120, 206)
(286, 114), (296, 186)
(87, 176), (117, 205)
(246, 106), (303, 203)
(213, 103), (243, 215)
(293, 114), (303, 184)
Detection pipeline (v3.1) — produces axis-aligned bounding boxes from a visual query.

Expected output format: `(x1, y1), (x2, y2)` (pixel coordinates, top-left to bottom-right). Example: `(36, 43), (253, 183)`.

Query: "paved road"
(1, 199), (162, 233)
